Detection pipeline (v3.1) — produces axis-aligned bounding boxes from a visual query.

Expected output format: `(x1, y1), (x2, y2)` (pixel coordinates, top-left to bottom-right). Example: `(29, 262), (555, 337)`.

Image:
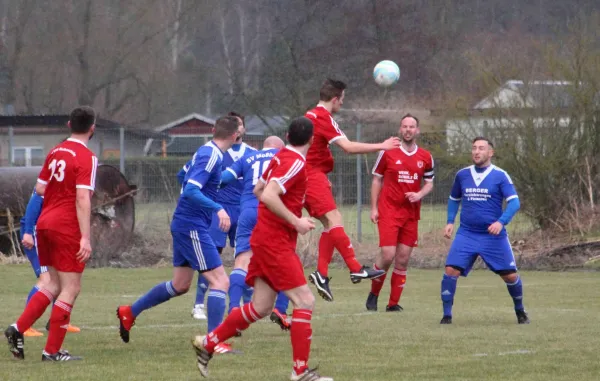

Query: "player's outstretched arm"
(370, 176), (382, 223)
(334, 136), (400, 155)
(260, 181), (315, 235)
(22, 190), (44, 249)
(75, 188), (92, 263)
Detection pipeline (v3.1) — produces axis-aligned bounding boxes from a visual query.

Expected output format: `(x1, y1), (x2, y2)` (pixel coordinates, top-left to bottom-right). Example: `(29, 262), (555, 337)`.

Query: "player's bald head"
(263, 136), (285, 149)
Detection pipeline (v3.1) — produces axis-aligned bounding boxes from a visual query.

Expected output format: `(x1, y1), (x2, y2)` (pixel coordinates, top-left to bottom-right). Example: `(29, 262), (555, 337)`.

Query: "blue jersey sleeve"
(500, 171), (518, 201)
(23, 190), (44, 234)
(186, 148), (219, 189)
(449, 172), (462, 201)
(177, 161), (191, 185)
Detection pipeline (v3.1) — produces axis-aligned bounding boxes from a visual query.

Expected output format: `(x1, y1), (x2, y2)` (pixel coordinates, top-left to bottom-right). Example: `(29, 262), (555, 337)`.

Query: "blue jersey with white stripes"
(171, 141), (223, 231)
(450, 165), (518, 236)
(227, 148), (279, 209)
(215, 143), (256, 205)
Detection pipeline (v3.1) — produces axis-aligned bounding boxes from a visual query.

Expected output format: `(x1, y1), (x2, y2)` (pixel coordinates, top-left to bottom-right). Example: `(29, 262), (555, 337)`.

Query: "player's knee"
(293, 290), (315, 311)
(444, 266), (462, 277)
(234, 253), (251, 270)
(323, 209), (342, 228)
(498, 270), (518, 282)
(172, 279), (192, 294)
(208, 275), (229, 293)
(380, 247), (395, 264)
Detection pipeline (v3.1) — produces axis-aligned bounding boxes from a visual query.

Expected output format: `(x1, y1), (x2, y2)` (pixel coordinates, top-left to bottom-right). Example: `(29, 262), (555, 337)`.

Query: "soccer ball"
(373, 60), (400, 87)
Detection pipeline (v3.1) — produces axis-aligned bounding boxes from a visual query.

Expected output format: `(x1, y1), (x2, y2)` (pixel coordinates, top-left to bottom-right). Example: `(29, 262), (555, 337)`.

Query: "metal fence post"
(119, 127), (125, 175)
(356, 123), (362, 242)
(8, 126), (13, 166)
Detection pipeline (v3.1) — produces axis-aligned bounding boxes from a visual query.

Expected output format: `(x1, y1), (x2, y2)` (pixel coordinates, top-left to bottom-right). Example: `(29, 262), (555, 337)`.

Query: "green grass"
(1, 265), (599, 380)
(135, 202), (536, 241)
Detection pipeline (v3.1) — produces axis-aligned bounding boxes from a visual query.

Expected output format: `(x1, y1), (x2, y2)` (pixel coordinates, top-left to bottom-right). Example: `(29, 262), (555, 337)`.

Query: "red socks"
(204, 303), (261, 352)
(370, 264), (388, 296)
(290, 309), (313, 375)
(328, 226), (362, 273)
(16, 289), (53, 333)
(44, 300), (72, 354)
(388, 268), (407, 307)
(316, 231), (335, 276)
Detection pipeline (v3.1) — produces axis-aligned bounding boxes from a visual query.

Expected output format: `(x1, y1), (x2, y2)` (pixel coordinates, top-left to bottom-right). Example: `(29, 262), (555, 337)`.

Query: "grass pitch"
(1, 265), (599, 381)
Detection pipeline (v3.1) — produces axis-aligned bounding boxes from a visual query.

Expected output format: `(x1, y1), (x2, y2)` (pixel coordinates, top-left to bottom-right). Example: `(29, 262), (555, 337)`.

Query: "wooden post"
(162, 139), (167, 158)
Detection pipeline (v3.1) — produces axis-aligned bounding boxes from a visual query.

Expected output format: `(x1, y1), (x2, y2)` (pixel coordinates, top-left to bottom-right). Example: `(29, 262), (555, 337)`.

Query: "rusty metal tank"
(0, 165), (137, 267)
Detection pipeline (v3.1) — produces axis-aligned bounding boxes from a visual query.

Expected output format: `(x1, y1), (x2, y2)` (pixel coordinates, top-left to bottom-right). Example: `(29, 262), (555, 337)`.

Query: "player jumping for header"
(305, 78), (400, 302)
(440, 137), (529, 325)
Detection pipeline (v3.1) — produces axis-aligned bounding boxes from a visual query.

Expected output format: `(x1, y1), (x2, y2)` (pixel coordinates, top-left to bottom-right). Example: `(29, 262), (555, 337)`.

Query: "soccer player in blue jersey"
(117, 116), (241, 353)
(220, 135), (292, 330)
(440, 137), (529, 325)
(19, 189), (81, 337)
(192, 112), (255, 320)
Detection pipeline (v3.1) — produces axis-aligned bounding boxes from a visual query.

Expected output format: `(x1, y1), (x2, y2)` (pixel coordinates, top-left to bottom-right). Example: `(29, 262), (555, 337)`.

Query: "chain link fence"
(0, 116), (537, 267)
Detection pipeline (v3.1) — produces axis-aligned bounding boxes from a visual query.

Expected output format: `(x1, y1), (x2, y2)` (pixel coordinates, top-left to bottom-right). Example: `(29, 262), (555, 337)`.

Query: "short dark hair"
(69, 106), (96, 133)
(400, 113), (419, 127)
(213, 116), (240, 139)
(472, 136), (494, 148)
(227, 111), (245, 127)
(287, 116), (313, 146)
(319, 79), (346, 102)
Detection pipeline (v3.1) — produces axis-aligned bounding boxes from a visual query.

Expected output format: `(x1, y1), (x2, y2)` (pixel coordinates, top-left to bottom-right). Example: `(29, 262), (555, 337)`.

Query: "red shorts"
(246, 242), (307, 292)
(377, 218), (419, 248)
(305, 171), (337, 218)
(37, 229), (85, 273)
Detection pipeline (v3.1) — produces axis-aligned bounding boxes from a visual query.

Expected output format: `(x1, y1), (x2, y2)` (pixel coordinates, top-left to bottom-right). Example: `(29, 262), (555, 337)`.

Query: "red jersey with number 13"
(372, 146), (434, 220)
(36, 138), (98, 236)
(304, 105), (346, 174)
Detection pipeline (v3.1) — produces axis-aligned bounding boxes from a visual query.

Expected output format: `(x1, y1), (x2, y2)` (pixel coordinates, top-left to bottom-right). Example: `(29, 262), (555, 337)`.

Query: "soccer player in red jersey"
(4, 106), (98, 362)
(192, 116), (333, 381)
(304, 79), (400, 301)
(366, 114), (434, 312)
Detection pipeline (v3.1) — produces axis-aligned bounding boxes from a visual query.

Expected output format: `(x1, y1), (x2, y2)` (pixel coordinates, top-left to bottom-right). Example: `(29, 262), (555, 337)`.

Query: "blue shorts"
(445, 229), (517, 276)
(234, 207), (257, 257)
(172, 229), (222, 272)
(208, 204), (240, 248)
(20, 224), (47, 278)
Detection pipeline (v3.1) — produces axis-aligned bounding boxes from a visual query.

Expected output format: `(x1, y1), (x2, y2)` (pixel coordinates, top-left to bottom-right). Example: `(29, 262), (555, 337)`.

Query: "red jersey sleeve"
(423, 153), (435, 182)
(372, 150), (386, 177)
(37, 154), (53, 185)
(269, 158), (305, 194)
(76, 153), (98, 191)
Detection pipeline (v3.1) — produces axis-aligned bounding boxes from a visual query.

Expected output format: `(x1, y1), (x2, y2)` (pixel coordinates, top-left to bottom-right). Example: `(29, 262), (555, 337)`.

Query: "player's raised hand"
(443, 223), (454, 239)
(217, 209), (231, 232)
(22, 233), (34, 250)
(405, 192), (422, 203)
(381, 136), (401, 150)
(370, 209), (379, 224)
(294, 217), (315, 235)
(488, 221), (503, 235)
(76, 237), (92, 263)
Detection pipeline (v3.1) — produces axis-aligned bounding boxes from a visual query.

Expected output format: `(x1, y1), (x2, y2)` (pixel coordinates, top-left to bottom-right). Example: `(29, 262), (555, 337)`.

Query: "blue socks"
(505, 276), (524, 311)
(228, 268), (248, 313)
(274, 292), (290, 314)
(131, 281), (181, 317)
(195, 276), (209, 306)
(26, 285), (39, 306)
(243, 285), (253, 304)
(207, 289), (227, 332)
(441, 274), (458, 317)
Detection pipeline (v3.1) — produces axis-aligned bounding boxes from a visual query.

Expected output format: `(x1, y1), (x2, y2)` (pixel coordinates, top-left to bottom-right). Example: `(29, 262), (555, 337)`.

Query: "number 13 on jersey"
(49, 159), (66, 182)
